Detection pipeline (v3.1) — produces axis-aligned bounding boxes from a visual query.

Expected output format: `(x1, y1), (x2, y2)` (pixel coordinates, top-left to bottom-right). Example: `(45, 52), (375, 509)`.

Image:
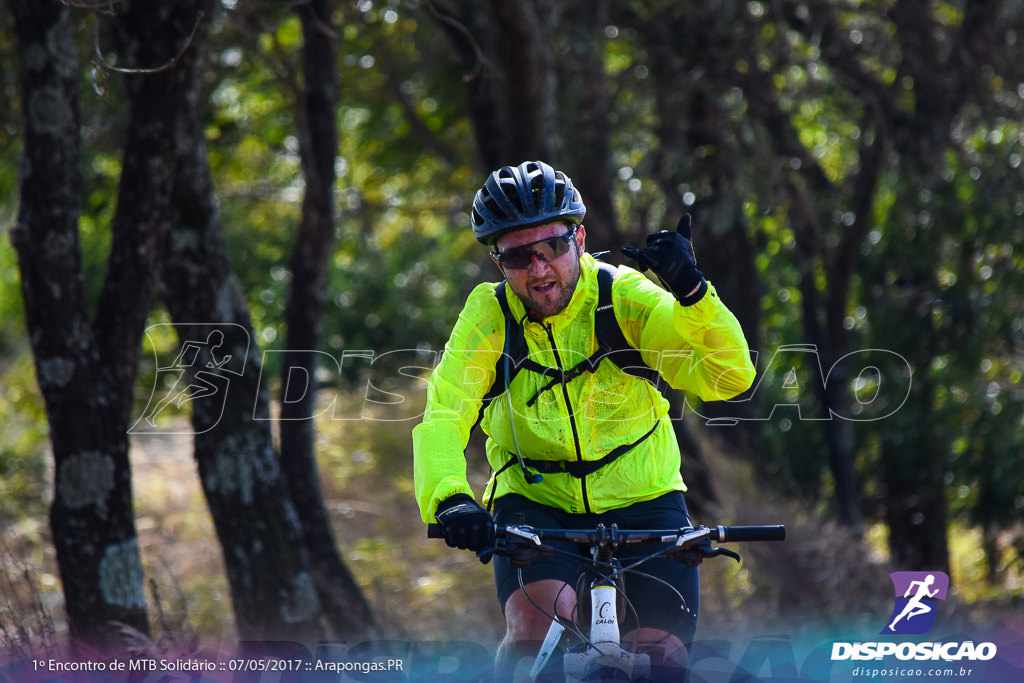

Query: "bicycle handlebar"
(426, 522), (785, 544)
(714, 525), (786, 542)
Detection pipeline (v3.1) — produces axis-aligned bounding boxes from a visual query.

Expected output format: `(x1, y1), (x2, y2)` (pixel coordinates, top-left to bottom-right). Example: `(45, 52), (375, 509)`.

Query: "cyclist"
(414, 161), (756, 679)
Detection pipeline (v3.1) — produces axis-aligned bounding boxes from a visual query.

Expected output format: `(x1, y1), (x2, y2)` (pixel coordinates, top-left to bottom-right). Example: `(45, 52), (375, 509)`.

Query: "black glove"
(671, 538), (712, 568)
(621, 214), (708, 305)
(670, 538), (741, 567)
(434, 494), (495, 553)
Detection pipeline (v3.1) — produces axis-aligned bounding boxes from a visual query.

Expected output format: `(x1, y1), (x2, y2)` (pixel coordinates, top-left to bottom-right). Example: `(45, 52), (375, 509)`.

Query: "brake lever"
(477, 525), (550, 567)
(504, 524), (542, 546)
(668, 531), (742, 565)
(704, 547), (741, 563)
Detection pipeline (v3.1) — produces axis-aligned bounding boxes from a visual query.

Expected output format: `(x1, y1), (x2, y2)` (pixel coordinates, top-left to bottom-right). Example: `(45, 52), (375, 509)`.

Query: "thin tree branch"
(91, 9), (207, 76)
(61, 0), (120, 16)
(421, 0), (496, 82)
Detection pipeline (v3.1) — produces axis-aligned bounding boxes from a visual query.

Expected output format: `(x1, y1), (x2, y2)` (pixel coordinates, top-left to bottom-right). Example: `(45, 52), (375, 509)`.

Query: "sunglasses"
(492, 227), (578, 270)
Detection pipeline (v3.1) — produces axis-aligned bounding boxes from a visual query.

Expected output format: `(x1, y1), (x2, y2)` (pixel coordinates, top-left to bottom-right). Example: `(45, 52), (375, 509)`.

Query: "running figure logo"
(881, 571), (949, 635)
(131, 324), (249, 434)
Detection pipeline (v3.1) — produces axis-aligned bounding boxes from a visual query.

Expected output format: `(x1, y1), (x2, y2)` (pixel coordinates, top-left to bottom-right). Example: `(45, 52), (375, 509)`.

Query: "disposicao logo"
(881, 571), (949, 635)
(831, 570), (998, 663)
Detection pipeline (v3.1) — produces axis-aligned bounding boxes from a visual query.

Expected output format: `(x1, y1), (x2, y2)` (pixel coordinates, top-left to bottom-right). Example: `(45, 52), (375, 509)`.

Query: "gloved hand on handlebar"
(672, 537), (712, 568)
(670, 537), (742, 567)
(621, 214), (708, 306)
(434, 494), (495, 553)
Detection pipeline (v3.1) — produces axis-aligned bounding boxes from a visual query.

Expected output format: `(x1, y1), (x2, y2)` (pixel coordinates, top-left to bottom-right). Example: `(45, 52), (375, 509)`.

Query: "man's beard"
(514, 263), (581, 320)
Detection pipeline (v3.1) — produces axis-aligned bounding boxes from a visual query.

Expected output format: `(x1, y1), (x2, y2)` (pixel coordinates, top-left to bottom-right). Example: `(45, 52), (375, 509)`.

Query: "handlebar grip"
(717, 525), (786, 542)
(427, 523), (444, 539)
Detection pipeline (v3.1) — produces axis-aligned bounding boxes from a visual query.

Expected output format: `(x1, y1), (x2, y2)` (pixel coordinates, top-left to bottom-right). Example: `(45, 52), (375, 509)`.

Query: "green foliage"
(0, 225), (25, 358)
(1, 10), (24, 357)
(0, 355), (49, 524)
(200, 1), (481, 368)
(935, 120), (1024, 534)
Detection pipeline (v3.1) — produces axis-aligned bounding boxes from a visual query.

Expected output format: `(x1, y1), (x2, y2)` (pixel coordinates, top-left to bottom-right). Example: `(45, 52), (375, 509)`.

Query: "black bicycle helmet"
(471, 161), (586, 245)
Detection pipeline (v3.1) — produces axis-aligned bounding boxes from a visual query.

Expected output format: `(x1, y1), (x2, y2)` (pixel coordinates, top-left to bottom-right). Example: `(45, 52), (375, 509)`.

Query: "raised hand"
(621, 214), (708, 305)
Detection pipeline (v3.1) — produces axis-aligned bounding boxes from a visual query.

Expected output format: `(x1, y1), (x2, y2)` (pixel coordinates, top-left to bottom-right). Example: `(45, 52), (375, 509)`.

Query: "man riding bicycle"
(413, 161), (756, 679)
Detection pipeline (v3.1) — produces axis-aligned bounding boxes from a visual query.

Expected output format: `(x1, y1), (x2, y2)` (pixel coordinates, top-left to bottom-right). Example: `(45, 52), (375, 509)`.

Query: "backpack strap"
(513, 419), (661, 479)
(472, 281), (552, 432)
(593, 262), (670, 397)
(478, 281), (515, 411)
(477, 281), (553, 412)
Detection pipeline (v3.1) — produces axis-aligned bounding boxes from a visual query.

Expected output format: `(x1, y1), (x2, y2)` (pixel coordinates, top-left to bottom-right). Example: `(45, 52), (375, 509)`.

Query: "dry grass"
(130, 429), (237, 647)
(679, 436), (895, 639)
(0, 524), (60, 663)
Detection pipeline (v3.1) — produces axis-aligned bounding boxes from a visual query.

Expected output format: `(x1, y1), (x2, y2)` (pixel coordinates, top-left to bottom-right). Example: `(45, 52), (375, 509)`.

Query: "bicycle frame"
(559, 574), (650, 682)
(554, 526), (650, 682)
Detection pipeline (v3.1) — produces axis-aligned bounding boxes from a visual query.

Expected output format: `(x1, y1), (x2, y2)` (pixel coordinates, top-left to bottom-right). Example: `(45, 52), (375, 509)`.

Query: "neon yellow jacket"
(413, 254), (755, 522)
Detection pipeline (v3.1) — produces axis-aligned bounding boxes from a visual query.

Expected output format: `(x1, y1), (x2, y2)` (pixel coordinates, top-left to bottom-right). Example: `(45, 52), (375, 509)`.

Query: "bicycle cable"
(560, 544), (696, 642)
(512, 547), (659, 654)
(494, 528), (703, 655)
(515, 567), (587, 643)
(616, 549), (697, 621)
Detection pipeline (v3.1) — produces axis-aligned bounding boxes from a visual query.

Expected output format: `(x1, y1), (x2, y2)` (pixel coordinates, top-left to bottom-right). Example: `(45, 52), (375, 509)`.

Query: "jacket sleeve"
(413, 283), (504, 523)
(613, 268), (756, 401)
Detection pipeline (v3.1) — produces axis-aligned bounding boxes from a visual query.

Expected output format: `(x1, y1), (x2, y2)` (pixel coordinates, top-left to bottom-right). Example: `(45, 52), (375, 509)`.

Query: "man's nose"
(527, 252), (551, 273)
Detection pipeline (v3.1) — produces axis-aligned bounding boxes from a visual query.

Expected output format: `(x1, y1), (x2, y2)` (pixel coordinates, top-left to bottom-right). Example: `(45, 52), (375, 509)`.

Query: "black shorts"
(492, 491), (699, 645)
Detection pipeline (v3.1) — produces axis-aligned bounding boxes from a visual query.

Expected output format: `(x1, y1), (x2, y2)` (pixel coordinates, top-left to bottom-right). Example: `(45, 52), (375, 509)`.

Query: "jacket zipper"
(543, 323), (591, 514)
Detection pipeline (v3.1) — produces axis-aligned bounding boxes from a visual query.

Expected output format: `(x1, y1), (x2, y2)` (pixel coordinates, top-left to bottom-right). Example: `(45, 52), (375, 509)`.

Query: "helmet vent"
(501, 182), (524, 213)
(483, 195), (503, 216)
(552, 177), (567, 209)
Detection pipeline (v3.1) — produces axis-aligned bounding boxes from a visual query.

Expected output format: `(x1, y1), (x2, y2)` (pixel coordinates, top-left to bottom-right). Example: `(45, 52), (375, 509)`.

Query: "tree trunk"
(10, 0), (148, 638)
(871, 0), (994, 573)
(156, 8), (324, 643)
(10, 0), (208, 651)
(560, 0), (620, 251)
(489, 0), (557, 163)
(882, 357), (950, 572)
(642, 9), (764, 460)
(425, 0), (506, 171)
(785, 177), (866, 532)
(430, 0), (558, 168)
(731, 5), (874, 529)
(278, 0), (378, 638)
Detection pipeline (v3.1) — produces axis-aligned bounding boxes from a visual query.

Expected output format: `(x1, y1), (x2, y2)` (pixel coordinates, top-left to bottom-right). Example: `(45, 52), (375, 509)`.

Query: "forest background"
(1, 0), (1023, 667)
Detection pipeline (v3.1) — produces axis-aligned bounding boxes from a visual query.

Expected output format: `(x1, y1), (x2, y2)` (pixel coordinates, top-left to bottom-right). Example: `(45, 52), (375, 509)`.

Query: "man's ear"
(576, 225), (586, 252)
